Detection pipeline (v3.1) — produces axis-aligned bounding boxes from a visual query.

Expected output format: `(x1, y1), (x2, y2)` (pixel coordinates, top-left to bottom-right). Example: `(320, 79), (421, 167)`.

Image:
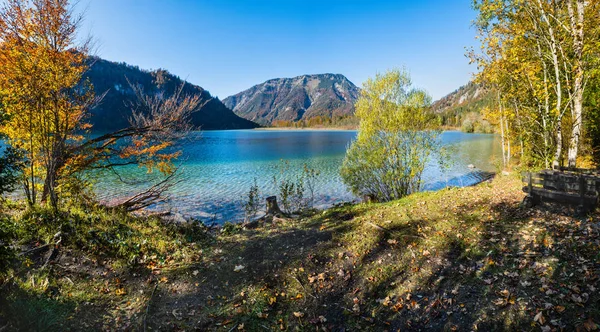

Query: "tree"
(340, 69), (440, 202)
(0, 0), (202, 210)
(0, 105), (23, 196)
(0, 0), (95, 207)
(471, 0), (600, 168)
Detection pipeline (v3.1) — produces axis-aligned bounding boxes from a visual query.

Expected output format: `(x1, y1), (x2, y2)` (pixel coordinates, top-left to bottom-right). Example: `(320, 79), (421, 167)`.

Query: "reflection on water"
(94, 130), (501, 222)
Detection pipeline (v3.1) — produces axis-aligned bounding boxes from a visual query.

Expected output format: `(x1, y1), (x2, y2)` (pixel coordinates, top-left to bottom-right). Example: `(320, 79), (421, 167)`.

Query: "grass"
(1, 174), (599, 331)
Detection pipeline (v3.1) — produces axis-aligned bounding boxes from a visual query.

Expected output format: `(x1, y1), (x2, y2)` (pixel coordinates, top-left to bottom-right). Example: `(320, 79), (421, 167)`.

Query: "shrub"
(244, 178), (260, 222)
(340, 68), (441, 202)
(272, 161), (321, 215)
(0, 216), (16, 277)
(461, 118), (475, 133)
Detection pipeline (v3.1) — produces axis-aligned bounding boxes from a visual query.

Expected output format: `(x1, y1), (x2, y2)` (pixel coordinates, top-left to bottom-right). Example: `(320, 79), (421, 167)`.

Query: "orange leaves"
(493, 289), (515, 307)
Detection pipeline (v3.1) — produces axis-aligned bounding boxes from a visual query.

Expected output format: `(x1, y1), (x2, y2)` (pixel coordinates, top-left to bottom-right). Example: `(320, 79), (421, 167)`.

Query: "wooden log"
(266, 196), (283, 216)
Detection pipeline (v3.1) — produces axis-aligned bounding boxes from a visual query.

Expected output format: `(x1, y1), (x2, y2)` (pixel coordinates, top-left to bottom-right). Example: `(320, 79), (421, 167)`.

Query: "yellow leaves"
(293, 311), (304, 318)
(115, 288), (127, 296)
(308, 272), (325, 284)
(268, 297), (277, 305)
(494, 289), (515, 307)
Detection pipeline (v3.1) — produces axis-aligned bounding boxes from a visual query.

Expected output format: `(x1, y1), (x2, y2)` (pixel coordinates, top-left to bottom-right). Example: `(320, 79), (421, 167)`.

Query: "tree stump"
(363, 194), (378, 203)
(266, 196), (283, 216)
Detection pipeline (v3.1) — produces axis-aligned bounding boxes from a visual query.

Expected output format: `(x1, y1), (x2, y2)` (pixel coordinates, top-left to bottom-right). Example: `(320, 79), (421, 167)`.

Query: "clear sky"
(80, 0), (479, 100)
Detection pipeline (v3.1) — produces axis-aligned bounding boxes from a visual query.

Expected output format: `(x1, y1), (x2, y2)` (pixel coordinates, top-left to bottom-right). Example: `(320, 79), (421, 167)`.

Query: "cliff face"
(223, 74), (360, 126)
(85, 58), (259, 131)
(431, 82), (490, 114)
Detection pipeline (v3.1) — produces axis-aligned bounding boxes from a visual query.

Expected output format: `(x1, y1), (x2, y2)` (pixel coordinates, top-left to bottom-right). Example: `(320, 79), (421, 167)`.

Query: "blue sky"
(81, 0), (478, 100)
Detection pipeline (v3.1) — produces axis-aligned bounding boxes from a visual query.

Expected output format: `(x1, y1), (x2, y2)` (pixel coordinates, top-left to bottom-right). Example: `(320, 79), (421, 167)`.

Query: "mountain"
(85, 58), (259, 131)
(223, 74), (360, 126)
(432, 82), (495, 132)
(431, 82), (490, 114)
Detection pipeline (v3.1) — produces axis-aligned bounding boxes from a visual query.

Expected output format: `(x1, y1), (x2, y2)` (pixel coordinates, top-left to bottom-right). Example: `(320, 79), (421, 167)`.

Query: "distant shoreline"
(256, 126), (357, 131)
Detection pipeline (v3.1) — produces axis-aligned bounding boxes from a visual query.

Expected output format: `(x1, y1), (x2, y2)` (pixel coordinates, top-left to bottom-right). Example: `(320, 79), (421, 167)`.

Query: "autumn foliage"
(0, 0), (200, 210)
(471, 0), (600, 169)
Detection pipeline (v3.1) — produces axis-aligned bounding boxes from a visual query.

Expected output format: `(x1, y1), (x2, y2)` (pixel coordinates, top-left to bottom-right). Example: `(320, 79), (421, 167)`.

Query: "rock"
(468, 164), (476, 169)
(242, 220), (260, 229)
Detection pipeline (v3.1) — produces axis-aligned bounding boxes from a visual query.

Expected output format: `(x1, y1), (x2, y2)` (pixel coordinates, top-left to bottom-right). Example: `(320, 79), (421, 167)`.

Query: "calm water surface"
(95, 130), (501, 222)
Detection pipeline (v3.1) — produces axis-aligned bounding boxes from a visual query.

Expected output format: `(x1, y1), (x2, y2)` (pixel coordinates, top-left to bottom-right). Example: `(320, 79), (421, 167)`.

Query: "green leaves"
(341, 69), (441, 202)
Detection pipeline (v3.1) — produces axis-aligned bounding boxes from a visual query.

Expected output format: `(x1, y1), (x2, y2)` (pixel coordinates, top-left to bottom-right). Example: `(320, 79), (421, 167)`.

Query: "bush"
(340, 69), (441, 202)
(341, 131), (440, 201)
(244, 178), (260, 222)
(475, 119), (494, 134)
(272, 161), (320, 215)
(461, 118), (475, 133)
(0, 216), (16, 277)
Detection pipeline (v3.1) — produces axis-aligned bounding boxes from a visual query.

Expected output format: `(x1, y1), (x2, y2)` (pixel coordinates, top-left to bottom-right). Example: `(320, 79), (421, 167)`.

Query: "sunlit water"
(92, 130), (501, 223)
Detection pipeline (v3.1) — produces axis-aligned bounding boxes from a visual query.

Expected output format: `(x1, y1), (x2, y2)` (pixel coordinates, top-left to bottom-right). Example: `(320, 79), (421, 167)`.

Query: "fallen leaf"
(234, 265), (245, 272)
(293, 312), (304, 318)
(583, 318), (598, 331)
(534, 311), (545, 325)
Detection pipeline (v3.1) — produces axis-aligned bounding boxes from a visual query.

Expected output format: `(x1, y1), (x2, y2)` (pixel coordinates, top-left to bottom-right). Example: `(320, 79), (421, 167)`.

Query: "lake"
(94, 130), (501, 222)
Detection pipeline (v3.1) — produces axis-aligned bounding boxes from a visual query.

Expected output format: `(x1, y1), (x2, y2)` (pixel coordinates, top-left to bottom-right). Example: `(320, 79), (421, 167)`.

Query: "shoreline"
(254, 126), (357, 131)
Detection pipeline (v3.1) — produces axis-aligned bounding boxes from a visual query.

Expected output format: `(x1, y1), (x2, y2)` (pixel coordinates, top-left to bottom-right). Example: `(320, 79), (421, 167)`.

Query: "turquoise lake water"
(93, 130), (501, 222)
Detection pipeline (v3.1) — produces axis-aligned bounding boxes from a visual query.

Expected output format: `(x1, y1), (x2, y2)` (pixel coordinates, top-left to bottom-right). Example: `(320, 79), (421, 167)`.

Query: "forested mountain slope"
(85, 58), (259, 131)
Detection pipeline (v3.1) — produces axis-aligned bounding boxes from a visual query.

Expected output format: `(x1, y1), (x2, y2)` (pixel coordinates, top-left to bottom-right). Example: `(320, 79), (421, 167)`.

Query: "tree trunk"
(498, 92), (507, 168)
(536, 0), (564, 169)
(266, 196), (283, 216)
(567, 0), (585, 168)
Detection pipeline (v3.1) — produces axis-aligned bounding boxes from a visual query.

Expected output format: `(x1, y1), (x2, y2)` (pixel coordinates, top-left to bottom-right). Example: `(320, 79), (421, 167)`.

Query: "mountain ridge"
(85, 58), (259, 131)
(432, 81), (495, 132)
(223, 73), (360, 126)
